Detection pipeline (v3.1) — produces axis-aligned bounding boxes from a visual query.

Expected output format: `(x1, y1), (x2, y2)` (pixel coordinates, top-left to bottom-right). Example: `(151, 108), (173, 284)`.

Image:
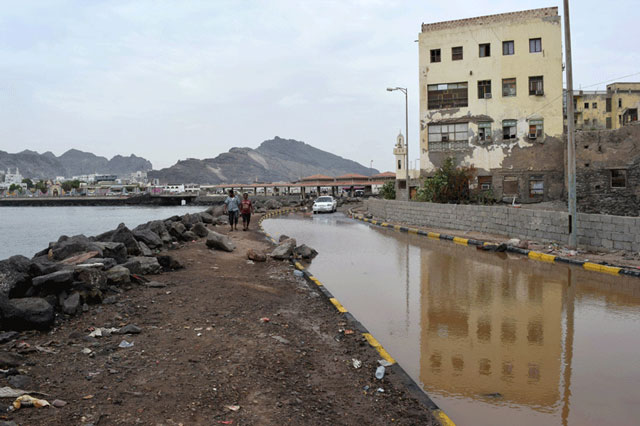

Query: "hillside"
(148, 137), (379, 184)
(0, 149), (153, 179)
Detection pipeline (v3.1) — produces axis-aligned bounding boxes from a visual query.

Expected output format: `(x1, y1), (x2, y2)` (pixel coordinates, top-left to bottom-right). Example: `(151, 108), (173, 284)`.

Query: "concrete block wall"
(366, 199), (640, 252)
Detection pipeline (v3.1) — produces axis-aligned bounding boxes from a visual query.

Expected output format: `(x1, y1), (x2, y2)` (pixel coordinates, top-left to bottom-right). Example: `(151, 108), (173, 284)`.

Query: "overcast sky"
(1, 1), (638, 172)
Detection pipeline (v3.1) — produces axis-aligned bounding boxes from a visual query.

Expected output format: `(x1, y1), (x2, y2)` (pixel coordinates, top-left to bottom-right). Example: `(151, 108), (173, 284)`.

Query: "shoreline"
(0, 205), (438, 425)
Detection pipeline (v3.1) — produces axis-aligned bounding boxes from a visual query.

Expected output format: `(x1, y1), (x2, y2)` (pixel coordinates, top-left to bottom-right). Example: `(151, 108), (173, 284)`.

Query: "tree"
(61, 179), (81, 192)
(416, 157), (475, 203)
(21, 178), (34, 189)
(35, 180), (48, 193)
(380, 181), (396, 200)
(8, 184), (22, 194)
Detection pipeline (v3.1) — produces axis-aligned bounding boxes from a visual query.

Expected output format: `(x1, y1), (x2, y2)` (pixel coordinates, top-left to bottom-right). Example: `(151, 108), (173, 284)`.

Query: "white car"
(313, 196), (337, 213)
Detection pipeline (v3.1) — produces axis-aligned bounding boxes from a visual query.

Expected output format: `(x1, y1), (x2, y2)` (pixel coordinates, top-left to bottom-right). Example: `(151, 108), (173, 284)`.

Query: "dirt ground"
(0, 219), (437, 425)
(352, 204), (640, 270)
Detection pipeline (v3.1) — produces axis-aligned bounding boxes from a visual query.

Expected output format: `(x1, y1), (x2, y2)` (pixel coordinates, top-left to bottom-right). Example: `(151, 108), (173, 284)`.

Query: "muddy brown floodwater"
(262, 212), (640, 426)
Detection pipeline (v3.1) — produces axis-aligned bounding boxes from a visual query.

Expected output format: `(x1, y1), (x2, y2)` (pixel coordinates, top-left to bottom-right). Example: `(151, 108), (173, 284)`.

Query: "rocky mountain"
(0, 149), (153, 180)
(148, 137), (379, 184)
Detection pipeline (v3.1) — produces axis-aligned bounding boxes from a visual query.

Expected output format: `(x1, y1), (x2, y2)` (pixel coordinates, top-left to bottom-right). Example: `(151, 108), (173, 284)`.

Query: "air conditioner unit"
(535, 89), (544, 96)
(441, 135), (450, 141)
(484, 93), (492, 99)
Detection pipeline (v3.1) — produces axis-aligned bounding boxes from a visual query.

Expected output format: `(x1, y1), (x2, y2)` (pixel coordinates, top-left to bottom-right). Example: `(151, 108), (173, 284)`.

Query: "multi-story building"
(418, 8), (565, 202)
(573, 82), (640, 130)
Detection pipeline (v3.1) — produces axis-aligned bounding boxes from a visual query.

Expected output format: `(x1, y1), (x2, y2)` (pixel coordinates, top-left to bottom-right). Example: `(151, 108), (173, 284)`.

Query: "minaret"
(393, 132), (406, 175)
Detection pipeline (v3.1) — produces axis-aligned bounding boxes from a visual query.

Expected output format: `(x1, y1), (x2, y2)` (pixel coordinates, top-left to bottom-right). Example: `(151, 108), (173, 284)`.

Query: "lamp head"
(386, 87), (394, 92)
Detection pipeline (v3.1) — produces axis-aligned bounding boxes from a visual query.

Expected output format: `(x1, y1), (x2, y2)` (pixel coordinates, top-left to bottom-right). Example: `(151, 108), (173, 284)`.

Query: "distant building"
(573, 82), (640, 130)
(0, 168), (23, 190)
(418, 7), (565, 202)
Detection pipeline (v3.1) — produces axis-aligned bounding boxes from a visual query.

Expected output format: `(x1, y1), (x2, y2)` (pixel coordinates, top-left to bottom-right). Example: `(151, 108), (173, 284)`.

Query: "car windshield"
(316, 197), (332, 202)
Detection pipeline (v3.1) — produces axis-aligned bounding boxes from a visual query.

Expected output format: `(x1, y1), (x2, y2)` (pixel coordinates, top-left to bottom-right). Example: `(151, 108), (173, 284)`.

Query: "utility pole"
(387, 87), (410, 201)
(564, 0), (577, 249)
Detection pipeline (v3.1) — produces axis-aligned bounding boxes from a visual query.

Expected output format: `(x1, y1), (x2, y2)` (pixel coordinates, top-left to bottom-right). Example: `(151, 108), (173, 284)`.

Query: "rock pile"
(0, 210), (219, 332)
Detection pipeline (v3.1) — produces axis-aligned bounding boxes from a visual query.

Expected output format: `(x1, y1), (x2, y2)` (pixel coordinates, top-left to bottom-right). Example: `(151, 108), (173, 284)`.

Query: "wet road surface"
(262, 212), (640, 426)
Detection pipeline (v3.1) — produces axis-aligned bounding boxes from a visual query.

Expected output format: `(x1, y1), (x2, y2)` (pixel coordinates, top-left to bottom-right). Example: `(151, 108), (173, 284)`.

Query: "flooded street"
(262, 212), (640, 426)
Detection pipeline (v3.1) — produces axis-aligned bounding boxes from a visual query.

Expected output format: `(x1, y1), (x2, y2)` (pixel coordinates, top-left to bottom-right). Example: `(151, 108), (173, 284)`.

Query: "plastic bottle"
(375, 366), (385, 379)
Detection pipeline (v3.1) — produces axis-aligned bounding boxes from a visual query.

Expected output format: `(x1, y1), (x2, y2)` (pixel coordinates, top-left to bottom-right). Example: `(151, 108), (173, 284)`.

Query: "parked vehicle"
(312, 196), (337, 214)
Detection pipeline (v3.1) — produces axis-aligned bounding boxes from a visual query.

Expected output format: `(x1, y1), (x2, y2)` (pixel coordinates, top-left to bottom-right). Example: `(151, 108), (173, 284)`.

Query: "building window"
(478, 122), (492, 142)
(584, 102), (589, 109)
(479, 43), (490, 57)
(430, 49), (441, 63)
(584, 118), (590, 126)
(529, 176), (544, 197)
(529, 76), (544, 95)
(427, 82), (468, 110)
(503, 176), (519, 195)
(478, 80), (492, 99)
(592, 102), (598, 109)
(529, 119), (543, 139)
(606, 98), (612, 112)
(503, 41), (514, 55)
(502, 78), (516, 97)
(593, 118), (598, 127)
(606, 117), (612, 129)
(398, 160), (402, 170)
(428, 123), (469, 151)
(611, 169), (627, 188)
(618, 98), (622, 108)
(478, 176), (492, 190)
(529, 38), (542, 53)
(452, 46), (463, 61)
(502, 119), (517, 140)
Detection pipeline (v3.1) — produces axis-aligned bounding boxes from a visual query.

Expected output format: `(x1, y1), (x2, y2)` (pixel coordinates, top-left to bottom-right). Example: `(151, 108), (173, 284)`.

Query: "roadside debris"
(118, 340), (134, 349)
(375, 366), (385, 380)
(271, 335), (290, 344)
(11, 395), (50, 410)
(260, 317), (270, 323)
(225, 405), (240, 412)
(352, 359), (362, 369)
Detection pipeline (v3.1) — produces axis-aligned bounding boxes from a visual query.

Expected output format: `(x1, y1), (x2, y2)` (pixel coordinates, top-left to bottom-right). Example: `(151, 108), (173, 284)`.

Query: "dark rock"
(132, 228), (163, 249)
(278, 235), (290, 243)
(50, 235), (103, 261)
(0, 331), (19, 344)
(214, 215), (228, 225)
(199, 212), (214, 224)
(93, 242), (128, 264)
(0, 257), (32, 298)
(206, 205), (224, 217)
(96, 224), (141, 255)
(247, 249), (267, 262)
(0, 351), (24, 368)
(169, 222), (186, 239)
(63, 292), (80, 315)
(52, 399), (67, 408)
(156, 255), (183, 271)
(264, 199), (282, 210)
(205, 231), (236, 252)
(77, 269), (108, 291)
(271, 238), (296, 260)
(44, 294), (58, 308)
(294, 244), (318, 259)
(118, 324), (141, 334)
(182, 231), (197, 241)
(103, 295), (118, 304)
(105, 266), (130, 285)
(0, 297), (55, 330)
(139, 241), (153, 257)
(181, 213), (202, 229)
(31, 270), (74, 292)
(8, 374), (32, 389)
(29, 257), (63, 277)
(121, 257), (162, 275)
(192, 223), (209, 238)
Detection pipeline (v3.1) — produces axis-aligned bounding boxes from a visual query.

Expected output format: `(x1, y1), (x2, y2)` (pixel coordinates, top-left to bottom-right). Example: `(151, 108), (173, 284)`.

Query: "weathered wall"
(576, 123), (640, 216)
(366, 198), (640, 252)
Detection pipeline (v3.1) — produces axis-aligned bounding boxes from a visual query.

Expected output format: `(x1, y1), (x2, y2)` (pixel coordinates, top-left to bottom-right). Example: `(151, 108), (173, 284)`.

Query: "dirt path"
(2, 221), (436, 425)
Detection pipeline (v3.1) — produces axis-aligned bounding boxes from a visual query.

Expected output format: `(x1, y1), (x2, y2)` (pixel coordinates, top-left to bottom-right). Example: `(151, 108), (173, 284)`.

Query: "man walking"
(223, 189), (241, 231)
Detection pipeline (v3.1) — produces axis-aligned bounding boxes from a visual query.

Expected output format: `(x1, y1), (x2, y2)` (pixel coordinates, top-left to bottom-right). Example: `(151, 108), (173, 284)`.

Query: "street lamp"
(387, 87), (409, 201)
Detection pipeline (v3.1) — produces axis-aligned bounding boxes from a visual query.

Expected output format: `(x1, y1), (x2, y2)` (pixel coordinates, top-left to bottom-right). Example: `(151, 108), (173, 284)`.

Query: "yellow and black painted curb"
(348, 211), (640, 280)
(258, 208), (456, 426)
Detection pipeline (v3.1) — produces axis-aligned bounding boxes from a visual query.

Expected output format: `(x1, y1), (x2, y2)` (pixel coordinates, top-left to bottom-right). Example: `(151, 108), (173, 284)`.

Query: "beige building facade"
(574, 83), (640, 130)
(418, 8), (565, 202)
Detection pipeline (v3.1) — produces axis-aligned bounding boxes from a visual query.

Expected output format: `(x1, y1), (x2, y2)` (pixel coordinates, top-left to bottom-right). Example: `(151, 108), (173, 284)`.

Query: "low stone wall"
(366, 199), (640, 252)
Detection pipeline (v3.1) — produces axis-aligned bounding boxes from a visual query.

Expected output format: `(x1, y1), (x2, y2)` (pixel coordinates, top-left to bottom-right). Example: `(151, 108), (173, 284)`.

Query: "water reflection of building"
(419, 245), (564, 408)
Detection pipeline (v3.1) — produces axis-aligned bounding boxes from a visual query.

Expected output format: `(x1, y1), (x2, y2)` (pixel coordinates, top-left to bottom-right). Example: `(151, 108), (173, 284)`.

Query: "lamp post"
(387, 87), (409, 201)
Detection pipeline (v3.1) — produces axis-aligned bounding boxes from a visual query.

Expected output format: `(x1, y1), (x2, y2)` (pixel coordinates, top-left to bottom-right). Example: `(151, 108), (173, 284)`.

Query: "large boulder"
(62, 292), (80, 315)
(169, 222), (186, 239)
(206, 205), (225, 217)
(132, 228), (163, 249)
(0, 256), (32, 298)
(192, 223), (209, 238)
(182, 231), (197, 241)
(294, 244), (318, 260)
(139, 241), (153, 257)
(181, 213), (202, 229)
(0, 297), (55, 330)
(199, 212), (214, 224)
(264, 199), (282, 210)
(271, 238), (296, 260)
(205, 231), (236, 252)
(95, 224), (141, 256)
(31, 270), (74, 293)
(156, 255), (184, 271)
(29, 257), (63, 277)
(247, 249), (267, 262)
(121, 257), (162, 275)
(76, 269), (108, 291)
(93, 242), (128, 264)
(50, 235), (103, 261)
(105, 265), (131, 285)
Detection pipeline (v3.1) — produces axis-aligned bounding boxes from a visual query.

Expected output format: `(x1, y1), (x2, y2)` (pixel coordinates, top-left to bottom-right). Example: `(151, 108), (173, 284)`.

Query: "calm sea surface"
(0, 206), (206, 259)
